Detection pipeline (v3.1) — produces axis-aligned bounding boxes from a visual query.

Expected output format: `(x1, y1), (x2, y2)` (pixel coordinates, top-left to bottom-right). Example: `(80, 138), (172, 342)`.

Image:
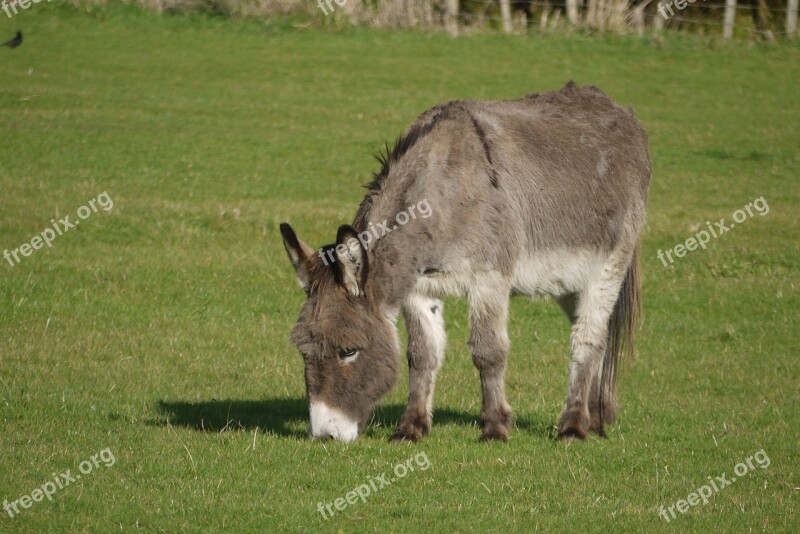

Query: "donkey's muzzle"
(309, 401), (359, 443)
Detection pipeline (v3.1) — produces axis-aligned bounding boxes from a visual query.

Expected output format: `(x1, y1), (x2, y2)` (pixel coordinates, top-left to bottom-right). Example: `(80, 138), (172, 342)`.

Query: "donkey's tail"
(599, 243), (642, 426)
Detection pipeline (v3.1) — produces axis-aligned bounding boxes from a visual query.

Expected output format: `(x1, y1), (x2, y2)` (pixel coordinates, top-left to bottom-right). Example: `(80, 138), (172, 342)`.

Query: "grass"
(1, 4), (799, 532)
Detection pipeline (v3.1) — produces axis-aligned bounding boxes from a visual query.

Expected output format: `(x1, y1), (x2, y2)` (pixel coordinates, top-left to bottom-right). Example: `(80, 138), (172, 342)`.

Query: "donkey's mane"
(353, 104), (459, 231)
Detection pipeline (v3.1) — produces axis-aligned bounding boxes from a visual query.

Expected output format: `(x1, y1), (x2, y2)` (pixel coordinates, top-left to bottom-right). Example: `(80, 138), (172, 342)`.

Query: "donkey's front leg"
(390, 294), (446, 442)
(469, 280), (513, 441)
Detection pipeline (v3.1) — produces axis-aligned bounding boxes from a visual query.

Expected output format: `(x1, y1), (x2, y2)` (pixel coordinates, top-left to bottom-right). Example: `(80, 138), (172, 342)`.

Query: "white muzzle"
(309, 402), (359, 443)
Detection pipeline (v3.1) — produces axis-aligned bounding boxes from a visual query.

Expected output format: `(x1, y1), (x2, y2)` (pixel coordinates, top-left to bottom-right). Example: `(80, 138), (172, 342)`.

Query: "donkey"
(280, 82), (650, 443)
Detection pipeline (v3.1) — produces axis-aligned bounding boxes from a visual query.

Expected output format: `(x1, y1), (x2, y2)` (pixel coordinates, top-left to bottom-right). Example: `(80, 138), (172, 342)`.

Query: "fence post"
(566, 0), (579, 26)
(653, 3), (664, 33)
(500, 0), (513, 33)
(540, 0), (551, 31)
(632, 4), (645, 35)
(723, 0), (737, 39)
(788, 0), (799, 38)
(445, 0), (459, 36)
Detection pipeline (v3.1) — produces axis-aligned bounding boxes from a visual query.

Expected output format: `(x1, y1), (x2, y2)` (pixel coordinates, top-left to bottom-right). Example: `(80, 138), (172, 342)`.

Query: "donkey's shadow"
(155, 398), (309, 438)
(154, 398), (556, 439)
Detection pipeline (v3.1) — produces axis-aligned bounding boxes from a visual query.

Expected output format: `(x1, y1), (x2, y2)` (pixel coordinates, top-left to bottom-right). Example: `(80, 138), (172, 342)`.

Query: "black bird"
(1, 32), (22, 49)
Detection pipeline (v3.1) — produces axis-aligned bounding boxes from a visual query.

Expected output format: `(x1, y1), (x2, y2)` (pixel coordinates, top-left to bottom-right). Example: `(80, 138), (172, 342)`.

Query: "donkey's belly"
(511, 249), (604, 298)
(412, 249), (603, 299)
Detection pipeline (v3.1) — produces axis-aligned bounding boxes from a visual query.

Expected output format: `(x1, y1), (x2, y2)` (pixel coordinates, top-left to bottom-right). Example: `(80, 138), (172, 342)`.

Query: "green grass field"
(1, 4), (798, 531)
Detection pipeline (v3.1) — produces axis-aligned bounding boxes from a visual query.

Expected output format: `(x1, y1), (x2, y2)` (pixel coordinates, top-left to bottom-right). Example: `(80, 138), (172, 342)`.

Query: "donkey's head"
(279, 223), (399, 443)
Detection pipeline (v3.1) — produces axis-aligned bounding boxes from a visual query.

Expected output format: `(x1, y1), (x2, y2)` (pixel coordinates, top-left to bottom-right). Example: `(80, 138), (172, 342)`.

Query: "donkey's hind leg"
(469, 276), (513, 441)
(390, 294), (446, 442)
(558, 254), (630, 441)
(557, 293), (605, 437)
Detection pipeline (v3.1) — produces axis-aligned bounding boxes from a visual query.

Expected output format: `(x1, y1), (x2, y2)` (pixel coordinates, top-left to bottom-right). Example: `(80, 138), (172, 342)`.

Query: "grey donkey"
(280, 82), (650, 443)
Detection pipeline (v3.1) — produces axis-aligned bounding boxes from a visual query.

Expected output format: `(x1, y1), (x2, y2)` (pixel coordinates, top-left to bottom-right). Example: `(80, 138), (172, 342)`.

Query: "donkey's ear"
(333, 225), (368, 297)
(280, 223), (315, 292)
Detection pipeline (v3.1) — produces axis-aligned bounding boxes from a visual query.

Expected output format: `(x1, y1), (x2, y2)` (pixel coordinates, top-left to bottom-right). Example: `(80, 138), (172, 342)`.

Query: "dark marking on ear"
(279, 223), (301, 258)
(280, 222), (314, 293)
(466, 111), (499, 189)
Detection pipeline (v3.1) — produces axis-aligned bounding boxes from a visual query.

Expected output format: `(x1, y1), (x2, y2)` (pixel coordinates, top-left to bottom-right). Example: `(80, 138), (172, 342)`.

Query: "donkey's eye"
(339, 348), (359, 360)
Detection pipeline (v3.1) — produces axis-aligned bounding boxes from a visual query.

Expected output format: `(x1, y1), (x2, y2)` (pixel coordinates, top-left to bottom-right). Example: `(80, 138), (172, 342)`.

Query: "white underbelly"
(511, 249), (603, 297)
(412, 249), (603, 299)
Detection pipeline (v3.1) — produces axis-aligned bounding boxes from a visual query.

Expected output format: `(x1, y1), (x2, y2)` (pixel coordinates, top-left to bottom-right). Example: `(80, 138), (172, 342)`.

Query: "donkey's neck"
(354, 200), (422, 312)
(353, 122), (438, 312)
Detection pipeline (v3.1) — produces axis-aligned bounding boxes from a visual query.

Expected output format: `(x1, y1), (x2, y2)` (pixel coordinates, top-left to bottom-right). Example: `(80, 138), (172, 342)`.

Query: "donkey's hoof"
(389, 417), (429, 443)
(557, 427), (587, 442)
(558, 408), (589, 442)
(389, 427), (423, 443)
(480, 423), (509, 442)
(389, 410), (431, 443)
(479, 406), (513, 442)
